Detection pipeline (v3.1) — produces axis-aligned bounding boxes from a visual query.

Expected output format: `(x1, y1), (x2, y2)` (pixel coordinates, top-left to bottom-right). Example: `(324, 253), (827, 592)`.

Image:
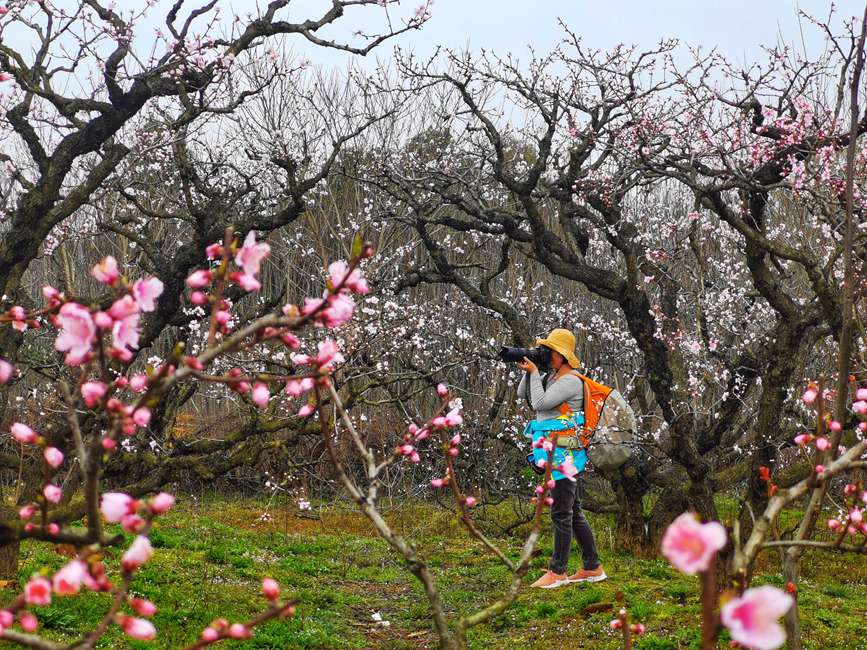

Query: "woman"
(517, 328), (606, 589)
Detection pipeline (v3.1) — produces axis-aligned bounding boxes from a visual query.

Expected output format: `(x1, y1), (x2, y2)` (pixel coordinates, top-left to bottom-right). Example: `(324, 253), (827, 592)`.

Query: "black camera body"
(499, 345), (552, 370)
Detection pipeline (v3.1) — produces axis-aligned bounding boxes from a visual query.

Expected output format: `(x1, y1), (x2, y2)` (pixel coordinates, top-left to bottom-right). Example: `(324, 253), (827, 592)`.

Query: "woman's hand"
(518, 357), (538, 374)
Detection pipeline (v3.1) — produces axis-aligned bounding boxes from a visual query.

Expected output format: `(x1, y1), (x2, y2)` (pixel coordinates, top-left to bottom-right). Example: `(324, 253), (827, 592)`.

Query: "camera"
(499, 345), (552, 369)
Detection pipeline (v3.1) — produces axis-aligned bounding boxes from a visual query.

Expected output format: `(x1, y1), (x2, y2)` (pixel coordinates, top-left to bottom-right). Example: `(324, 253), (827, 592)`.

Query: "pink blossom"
(20, 612), (37, 633)
(661, 512), (727, 575)
(201, 627), (219, 642)
(252, 382), (270, 408)
(132, 277), (164, 312)
(232, 272), (261, 292)
(444, 408), (463, 426)
(297, 403), (314, 418)
(323, 293), (355, 328)
(793, 434), (811, 446)
(120, 615), (156, 640)
(415, 428), (430, 441)
(228, 623), (250, 639)
(206, 243), (222, 260)
(110, 299), (140, 357)
(632, 623), (646, 635)
(24, 576), (51, 606)
(122, 535), (154, 571)
(814, 437), (830, 451)
(852, 400), (867, 415)
(130, 374), (148, 393)
(815, 464), (825, 475)
(132, 407), (151, 427)
(53, 560), (88, 595)
(856, 388), (867, 401)
(0, 359), (13, 384)
(102, 437), (117, 451)
(315, 339), (345, 369)
(19, 504), (35, 520)
(43, 447), (64, 469)
(81, 381), (108, 407)
(431, 478), (444, 489)
(827, 518), (841, 531)
(801, 388), (818, 404)
(560, 456), (579, 480)
(55, 302), (96, 365)
(828, 420), (842, 433)
(11, 422), (37, 444)
(850, 508), (863, 524)
(285, 379), (312, 398)
(122, 513), (145, 533)
(91, 256), (120, 285)
(464, 496), (477, 507)
(235, 231), (270, 278)
(186, 269), (212, 288)
(609, 619), (622, 630)
(108, 295), (139, 321)
(215, 310), (231, 325)
(131, 598), (157, 617)
(450, 434), (461, 446)
(101, 493), (136, 523)
(304, 293), (356, 329)
(150, 492), (175, 514)
(42, 285), (60, 302)
(436, 383), (448, 397)
(190, 291), (208, 305)
(94, 311), (113, 329)
(262, 577), (280, 601)
(9, 305), (27, 331)
(720, 585), (793, 650)
(46, 523), (59, 536)
(327, 260), (369, 294)
(43, 484), (62, 504)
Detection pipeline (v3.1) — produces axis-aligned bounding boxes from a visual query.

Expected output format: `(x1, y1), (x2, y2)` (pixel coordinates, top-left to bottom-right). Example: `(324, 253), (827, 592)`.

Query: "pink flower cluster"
(298, 259), (371, 329)
(826, 482), (867, 537)
(18, 491), (171, 641)
(51, 260), (164, 365)
(662, 513), (794, 649)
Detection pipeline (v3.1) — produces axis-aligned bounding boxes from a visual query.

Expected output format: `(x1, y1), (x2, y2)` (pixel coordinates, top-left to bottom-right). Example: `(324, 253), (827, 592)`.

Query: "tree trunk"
(0, 505), (20, 580)
(610, 459), (652, 554)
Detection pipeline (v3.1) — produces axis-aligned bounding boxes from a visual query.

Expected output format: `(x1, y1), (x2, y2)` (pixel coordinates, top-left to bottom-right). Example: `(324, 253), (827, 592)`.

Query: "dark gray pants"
(549, 477), (600, 574)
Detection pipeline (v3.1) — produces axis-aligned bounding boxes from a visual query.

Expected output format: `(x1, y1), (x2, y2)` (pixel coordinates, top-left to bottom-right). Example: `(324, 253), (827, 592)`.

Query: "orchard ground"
(5, 496), (865, 650)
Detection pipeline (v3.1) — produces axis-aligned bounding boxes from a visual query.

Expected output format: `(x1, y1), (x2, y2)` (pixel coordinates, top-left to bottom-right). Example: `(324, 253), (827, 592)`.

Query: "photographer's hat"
(535, 328), (580, 369)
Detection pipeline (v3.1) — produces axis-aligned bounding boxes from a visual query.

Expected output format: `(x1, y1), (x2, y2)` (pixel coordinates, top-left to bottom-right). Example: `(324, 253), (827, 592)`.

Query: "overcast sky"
(273, 0), (865, 70)
(4, 1), (865, 74)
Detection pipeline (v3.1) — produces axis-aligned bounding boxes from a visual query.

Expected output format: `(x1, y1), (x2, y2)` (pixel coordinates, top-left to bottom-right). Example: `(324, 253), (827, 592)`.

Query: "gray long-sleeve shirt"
(517, 370), (584, 421)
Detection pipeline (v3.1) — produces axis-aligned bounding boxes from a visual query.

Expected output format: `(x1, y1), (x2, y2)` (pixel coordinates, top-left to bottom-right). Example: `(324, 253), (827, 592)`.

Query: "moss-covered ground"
(2, 496), (865, 649)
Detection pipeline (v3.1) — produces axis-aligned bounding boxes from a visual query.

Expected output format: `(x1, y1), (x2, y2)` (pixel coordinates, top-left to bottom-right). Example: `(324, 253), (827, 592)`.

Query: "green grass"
(1, 496), (865, 649)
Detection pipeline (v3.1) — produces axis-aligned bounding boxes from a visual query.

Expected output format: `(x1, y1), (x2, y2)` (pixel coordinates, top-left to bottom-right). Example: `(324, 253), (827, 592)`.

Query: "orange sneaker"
(568, 566), (607, 583)
(530, 570), (568, 589)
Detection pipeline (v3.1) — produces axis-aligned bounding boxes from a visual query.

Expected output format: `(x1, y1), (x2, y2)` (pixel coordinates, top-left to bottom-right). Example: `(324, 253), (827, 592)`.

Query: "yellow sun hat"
(535, 328), (581, 369)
